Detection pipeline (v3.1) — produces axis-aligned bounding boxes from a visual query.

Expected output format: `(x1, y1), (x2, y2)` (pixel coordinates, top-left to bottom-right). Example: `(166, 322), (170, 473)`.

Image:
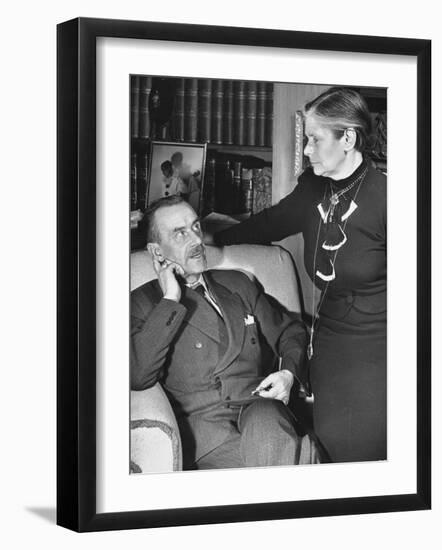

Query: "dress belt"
(322, 288), (387, 316)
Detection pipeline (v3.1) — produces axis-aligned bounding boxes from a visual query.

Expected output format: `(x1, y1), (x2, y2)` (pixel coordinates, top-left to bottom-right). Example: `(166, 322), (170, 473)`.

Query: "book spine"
(233, 161), (242, 213)
(233, 80), (246, 145)
(211, 80), (224, 144)
(246, 81), (257, 146)
(216, 160), (234, 214)
(130, 152), (138, 210)
(130, 76), (140, 138)
(202, 157), (216, 216)
(136, 149), (149, 210)
(257, 81), (267, 147)
(197, 79), (212, 142)
(222, 80), (234, 145)
(173, 78), (185, 141)
(241, 168), (254, 214)
(138, 76), (152, 139)
(184, 78), (198, 142)
(265, 82), (274, 147)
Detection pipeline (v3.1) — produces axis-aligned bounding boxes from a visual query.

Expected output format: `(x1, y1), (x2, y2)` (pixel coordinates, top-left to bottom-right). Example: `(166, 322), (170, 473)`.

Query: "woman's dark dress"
(215, 160), (386, 463)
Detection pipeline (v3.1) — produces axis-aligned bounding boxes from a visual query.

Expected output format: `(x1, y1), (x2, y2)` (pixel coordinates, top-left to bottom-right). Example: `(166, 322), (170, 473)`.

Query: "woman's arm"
(213, 175), (310, 246)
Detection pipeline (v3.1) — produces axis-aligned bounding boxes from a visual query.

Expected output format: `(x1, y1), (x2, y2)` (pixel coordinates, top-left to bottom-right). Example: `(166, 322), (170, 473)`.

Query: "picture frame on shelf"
(293, 110), (307, 178)
(57, 17), (431, 532)
(146, 140), (207, 214)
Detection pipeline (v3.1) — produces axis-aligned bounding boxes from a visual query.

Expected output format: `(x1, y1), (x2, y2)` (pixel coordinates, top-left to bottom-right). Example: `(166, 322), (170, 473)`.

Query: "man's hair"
(171, 151), (183, 165)
(142, 195), (187, 243)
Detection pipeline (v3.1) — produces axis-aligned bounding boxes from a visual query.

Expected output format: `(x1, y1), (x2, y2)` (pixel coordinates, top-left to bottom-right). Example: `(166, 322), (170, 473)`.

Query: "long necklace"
(328, 169), (366, 221)
(307, 168), (367, 360)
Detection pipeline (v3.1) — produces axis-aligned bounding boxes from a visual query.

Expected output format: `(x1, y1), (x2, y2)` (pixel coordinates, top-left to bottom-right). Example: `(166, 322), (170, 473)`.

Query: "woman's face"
(304, 115), (347, 179)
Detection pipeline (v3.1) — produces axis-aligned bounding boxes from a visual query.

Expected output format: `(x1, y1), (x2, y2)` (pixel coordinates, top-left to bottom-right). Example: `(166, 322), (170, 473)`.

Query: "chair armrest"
(130, 383), (182, 473)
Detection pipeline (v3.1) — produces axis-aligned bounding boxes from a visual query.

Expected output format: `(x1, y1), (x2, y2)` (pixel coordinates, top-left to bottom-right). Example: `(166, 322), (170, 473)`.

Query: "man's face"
(153, 203), (206, 280)
(171, 153), (183, 169)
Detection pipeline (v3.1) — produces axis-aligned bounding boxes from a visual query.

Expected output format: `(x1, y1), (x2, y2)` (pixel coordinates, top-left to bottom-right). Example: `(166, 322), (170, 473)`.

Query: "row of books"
(204, 157), (272, 217)
(130, 76), (274, 147)
(131, 149), (149, 211)
(131, 76), (152, 140)
(130, 146), (272, 216)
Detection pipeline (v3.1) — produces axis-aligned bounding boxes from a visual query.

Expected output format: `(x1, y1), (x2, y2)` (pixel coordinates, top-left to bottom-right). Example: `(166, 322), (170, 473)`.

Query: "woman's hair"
(160, 160), (173, 174)
(304, 87), (373, 152)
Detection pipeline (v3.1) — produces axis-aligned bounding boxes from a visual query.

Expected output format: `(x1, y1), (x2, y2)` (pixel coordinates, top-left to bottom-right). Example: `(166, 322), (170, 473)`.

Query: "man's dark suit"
(131, 269), (308, 466)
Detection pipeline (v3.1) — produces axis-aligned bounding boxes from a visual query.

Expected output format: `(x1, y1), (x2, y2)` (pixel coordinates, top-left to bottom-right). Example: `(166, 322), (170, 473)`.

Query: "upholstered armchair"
(130, 244), (303, 474)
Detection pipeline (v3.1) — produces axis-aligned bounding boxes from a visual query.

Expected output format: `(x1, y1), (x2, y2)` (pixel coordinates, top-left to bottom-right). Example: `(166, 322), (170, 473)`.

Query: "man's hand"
(152, 257), (184, 302)
(252, 370), (294, 406)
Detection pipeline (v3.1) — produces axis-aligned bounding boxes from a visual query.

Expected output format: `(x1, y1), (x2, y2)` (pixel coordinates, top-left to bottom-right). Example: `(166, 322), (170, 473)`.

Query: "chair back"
(131, 244), (301, 313)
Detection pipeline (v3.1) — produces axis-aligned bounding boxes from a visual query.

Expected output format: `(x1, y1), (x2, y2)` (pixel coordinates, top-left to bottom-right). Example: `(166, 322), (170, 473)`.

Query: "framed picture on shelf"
(293, 110), (308, 177)
(146, 140), (207, 214)
(57, 17), (431, 532)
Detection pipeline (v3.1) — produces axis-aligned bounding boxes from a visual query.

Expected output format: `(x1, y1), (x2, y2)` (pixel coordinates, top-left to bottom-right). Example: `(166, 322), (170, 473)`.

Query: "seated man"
(131, 195), (321, 469)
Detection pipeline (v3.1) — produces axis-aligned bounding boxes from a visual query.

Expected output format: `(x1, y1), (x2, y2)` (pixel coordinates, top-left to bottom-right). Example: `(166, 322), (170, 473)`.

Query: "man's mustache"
(188, 245), (205, 259)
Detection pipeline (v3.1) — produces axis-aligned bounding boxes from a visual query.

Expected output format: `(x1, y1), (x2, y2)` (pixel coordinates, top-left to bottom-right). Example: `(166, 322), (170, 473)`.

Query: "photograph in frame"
(57, 17), (431, 532)
(146, 141), (206, 212)
(129, 75), (388, 476)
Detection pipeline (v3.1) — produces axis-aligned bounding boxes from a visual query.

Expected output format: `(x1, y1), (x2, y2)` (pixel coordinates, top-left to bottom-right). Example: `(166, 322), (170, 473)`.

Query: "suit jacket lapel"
(181, 285), (223, 343)
(205, 273), (246, 374)
(149, 274), (247, 359)
(148, 279), (222, 342)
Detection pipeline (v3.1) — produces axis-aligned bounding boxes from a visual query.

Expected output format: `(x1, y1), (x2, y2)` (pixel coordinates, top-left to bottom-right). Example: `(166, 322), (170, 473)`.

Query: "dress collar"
(329, 157), (368, 191)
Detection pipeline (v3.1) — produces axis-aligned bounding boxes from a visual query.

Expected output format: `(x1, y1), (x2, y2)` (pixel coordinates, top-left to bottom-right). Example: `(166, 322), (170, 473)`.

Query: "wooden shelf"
(207, 143), (271, 153)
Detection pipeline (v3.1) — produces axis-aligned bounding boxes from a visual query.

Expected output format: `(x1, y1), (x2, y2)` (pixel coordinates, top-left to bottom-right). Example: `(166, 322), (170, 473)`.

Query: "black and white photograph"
(3, 1), (440, 547)
(53, 14), (432, 536)
(129, 75), (388, 474)
(145, 140), (206, 212)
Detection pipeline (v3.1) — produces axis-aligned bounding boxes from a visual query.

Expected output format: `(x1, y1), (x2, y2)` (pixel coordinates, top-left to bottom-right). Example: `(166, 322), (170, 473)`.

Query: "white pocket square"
(244, 314), (255, 326)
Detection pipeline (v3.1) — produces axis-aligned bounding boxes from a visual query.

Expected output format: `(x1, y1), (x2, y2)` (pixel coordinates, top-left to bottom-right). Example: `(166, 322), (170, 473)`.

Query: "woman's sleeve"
(214, 175), (310, 246)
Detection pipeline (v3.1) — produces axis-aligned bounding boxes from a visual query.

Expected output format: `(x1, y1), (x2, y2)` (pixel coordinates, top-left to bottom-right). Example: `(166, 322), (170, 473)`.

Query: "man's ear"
(147, 243), (164, 261)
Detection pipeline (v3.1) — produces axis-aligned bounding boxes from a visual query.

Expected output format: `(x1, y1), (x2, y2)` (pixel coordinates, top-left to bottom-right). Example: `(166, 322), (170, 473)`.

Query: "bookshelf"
(130, 77), (274, 219)
(130, 78), (387, 251)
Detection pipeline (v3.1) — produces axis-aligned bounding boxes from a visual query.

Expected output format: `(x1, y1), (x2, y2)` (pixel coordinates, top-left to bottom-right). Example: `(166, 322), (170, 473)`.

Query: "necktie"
(192, 284), (228, 354)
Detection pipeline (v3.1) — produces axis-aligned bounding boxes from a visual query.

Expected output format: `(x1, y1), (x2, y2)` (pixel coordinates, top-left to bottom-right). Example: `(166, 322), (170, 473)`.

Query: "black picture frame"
(57, 17), (431, 532)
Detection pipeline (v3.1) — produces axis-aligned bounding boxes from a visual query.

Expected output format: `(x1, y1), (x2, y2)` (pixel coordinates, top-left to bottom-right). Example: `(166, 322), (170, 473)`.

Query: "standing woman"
(213, 88), (386, 463)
